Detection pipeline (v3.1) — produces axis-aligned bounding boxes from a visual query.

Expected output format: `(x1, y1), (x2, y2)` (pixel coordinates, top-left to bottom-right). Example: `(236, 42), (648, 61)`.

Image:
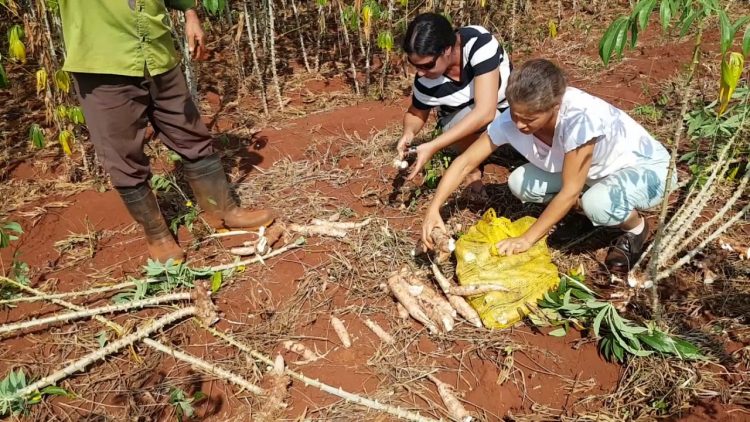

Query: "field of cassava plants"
(1, 0), (749, 420)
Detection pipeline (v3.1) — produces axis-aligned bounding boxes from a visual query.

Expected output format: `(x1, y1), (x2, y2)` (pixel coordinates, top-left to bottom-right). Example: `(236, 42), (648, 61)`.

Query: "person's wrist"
(184, 8), (199, 20)
(521, 232), (536, 245)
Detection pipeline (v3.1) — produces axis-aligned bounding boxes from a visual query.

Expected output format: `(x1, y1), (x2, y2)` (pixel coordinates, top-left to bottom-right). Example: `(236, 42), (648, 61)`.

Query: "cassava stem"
(0, 292), (191, 336)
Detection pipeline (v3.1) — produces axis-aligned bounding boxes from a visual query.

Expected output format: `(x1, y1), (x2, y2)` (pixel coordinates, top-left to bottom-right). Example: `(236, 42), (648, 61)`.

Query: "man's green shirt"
(60, 0), (196, 76)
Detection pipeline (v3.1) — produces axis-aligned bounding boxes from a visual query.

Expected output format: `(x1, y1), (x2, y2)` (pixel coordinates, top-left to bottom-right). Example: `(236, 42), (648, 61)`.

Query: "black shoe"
(605, 219), (649, 273)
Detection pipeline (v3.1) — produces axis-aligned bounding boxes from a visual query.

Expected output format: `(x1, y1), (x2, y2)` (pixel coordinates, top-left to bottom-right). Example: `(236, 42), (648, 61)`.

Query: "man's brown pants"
(72, 65), (214, 187)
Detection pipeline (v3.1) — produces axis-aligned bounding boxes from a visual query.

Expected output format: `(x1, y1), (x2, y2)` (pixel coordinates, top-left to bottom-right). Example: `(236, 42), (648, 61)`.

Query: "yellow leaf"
(548, 20), (558, 38)
(9, 39), (26, 63)
(59, 130), (74, 156)
(718, 52), (744, 116)
(54, 69), (71, 93)
(36, 68), (47, 95)
(362, 6), (373, 39)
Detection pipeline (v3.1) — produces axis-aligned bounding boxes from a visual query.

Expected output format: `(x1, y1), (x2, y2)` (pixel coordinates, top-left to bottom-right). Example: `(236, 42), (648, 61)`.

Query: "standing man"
(59, 1), (275, 263)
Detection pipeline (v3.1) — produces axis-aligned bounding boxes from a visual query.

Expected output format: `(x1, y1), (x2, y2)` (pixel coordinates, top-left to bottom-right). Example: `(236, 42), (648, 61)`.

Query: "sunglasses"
(408, 54), (440, 71)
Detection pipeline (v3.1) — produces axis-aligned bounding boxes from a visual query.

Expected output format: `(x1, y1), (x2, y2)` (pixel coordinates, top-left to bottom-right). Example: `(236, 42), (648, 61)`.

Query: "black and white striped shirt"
(411, 26), (511, 118)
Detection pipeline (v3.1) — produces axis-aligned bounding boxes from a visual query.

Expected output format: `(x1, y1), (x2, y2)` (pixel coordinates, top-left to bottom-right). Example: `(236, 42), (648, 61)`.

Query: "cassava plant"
(599, 0), (750, 314)
(529, 269), (704, 363)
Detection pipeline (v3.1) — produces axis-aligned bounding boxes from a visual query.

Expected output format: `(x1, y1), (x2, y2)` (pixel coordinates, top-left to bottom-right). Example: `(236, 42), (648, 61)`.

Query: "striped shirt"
(411, 26), (511, 118)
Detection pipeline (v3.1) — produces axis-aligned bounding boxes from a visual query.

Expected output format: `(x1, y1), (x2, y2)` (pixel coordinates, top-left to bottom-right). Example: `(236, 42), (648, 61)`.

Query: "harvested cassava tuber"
(427, 374), (474, 422)
(311, 218), (372, 230)
(330, 316), (352, 348)
(283, 340), (321, 364)
(396, 303), (410, 320)
(414, 228), (455, 263)
(255, 355), (291, 422)
(363, 318), (395, 344)
(392, 158), (409, 170)
(407, 276), (456, 332)
(431, 263), (483, 328)
(386, 274), (439, 334)
(230, 245), (256, 256)
(408, 276), (456, 318)
(288, 223), (347, 238)
(448, 284), (509, 296)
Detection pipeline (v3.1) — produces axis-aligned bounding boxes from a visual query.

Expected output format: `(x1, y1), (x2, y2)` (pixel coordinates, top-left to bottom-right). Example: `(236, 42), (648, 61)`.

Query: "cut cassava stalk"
(448, 284), (510, 296)
(431, 263), (483, 328)
(386, 273), (439, 334)
(209, 237), (305, 272)
(12, 306), (196, 401)
(427, 374), (474, 422)
(363, 318), (395, 344)
(0, 292), (192, 336)
(204, 327), (439, 422)
(1, 277), (265, 396)
(0, 278), (161, 305)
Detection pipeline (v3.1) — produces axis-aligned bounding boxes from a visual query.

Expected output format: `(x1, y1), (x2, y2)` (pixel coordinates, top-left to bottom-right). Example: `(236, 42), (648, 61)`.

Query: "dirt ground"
(1, 6), (749, 422)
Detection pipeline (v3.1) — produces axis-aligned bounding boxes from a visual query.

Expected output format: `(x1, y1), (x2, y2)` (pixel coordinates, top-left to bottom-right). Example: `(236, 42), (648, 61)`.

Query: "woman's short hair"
(506, 59), (567, 112)
(402, 13), (456, 56)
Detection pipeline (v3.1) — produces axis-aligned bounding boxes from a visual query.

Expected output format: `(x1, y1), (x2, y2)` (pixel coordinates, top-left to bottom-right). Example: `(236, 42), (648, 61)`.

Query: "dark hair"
(506, 59), (567, 112)
(402, 13), (456, 56)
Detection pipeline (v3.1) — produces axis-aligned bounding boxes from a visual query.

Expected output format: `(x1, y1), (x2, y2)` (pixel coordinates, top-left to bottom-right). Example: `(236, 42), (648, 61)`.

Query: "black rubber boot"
(117, 183), (185, 263)
(183, 153), (276, 229)
(605, 218), (650, 273)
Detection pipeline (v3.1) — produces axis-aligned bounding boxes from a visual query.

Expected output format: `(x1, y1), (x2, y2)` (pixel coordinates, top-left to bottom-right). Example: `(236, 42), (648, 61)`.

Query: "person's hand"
(396, 133), (414, 160)
(406, 142), (435, 181)
(495, 235), (533, 256)
(184, 9), (207, 61)
(421, 209), (447, 251)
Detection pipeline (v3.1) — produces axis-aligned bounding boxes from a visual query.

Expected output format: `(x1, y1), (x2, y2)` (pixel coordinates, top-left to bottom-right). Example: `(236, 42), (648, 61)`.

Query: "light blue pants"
(507, 162), (674, 227)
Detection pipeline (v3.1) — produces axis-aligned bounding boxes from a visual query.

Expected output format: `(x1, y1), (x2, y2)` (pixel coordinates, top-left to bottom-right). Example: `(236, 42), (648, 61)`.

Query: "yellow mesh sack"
(455, 209), (559, 329)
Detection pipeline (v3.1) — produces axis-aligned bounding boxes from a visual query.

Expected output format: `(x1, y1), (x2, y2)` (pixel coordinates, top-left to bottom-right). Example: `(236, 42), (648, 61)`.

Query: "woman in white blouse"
(421, 59), (673, 273)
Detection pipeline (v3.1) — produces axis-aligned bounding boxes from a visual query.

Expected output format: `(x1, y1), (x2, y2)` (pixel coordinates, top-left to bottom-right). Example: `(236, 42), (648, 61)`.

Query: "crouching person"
(422, 59), (674, 272)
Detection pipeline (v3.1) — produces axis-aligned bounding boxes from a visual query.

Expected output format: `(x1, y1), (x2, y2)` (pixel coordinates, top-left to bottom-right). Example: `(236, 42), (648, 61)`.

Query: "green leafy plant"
(0, 57), (9, 89)
(0, 369), (72, 417)
(113, 260), (214, 303)
(150, 173), (176, 193)
(423, 151), (453, 189)
(632, 104), (663, 122)
(170, 201), (200, 234)
(682, 84), (749, 183)
(28, 124), (45, 149)
(0, 221), (22, 249)
(169, 387), (207, 421)
(202, 0), (226, 16)
(530, 270), (704, 363)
